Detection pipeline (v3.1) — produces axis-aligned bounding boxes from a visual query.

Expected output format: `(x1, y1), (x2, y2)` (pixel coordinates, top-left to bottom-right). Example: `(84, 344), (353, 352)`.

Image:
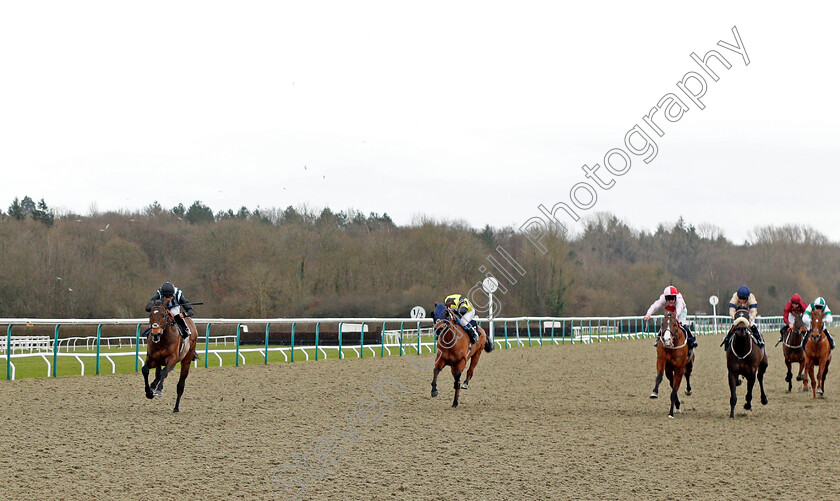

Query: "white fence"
(2, 314), (836, 380)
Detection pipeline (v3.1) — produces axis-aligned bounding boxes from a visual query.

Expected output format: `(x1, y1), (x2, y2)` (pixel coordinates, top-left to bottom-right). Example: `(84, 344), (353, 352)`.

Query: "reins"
(730, 329), (753, 360)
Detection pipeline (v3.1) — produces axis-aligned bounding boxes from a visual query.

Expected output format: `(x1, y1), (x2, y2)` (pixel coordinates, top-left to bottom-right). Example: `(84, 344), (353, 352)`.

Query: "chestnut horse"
(142, 299), (199, 412)
(430, 307), (489, 407)
(779, 312), (807, 392)
(726, 310), (768, 418)
(649, 311), (693, 418)
(803, 309), (831, 398)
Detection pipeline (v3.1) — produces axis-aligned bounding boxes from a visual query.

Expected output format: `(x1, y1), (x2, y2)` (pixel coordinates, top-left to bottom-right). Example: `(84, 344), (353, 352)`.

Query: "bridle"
(659, 312), (687, 350)
(149, 304), (175, 343)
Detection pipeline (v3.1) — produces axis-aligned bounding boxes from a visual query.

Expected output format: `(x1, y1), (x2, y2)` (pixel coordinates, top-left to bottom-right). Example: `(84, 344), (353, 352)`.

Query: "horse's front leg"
(728, 371), (738, 418)
(817, 358), (829, 396)
(150, 366), (162, 395)
(807, 358), (817, 398)
(650, 356), (665, 399)
(785, 358), (793, 392)
(758, 357), (769, 405)
(154, 358), (177, 397)
(669, 369), (684, 419)
(142, 363), (154, 399)
(451, 359), (466, 408)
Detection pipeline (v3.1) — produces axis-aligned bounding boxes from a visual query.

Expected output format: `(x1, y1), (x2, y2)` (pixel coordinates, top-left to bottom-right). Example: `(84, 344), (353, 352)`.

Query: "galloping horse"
(779, 312), (807, 392)
(142, 299), (199, 412)
(803, 309), (831, 398)
(649, 311), (693, 418)
(726, 309), (768, 418)
(431, 307), (489, 408)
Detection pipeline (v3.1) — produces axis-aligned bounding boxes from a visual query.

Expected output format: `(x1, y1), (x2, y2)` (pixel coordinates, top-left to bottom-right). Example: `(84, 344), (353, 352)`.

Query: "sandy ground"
(1, 335), (840, 500)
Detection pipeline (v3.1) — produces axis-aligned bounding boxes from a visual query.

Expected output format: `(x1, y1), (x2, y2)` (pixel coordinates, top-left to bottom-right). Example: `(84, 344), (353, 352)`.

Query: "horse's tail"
(484, 339), (493, 352)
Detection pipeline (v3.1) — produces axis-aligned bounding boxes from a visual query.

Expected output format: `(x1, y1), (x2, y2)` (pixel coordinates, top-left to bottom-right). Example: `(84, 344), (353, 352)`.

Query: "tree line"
(1, 197), (838, 320)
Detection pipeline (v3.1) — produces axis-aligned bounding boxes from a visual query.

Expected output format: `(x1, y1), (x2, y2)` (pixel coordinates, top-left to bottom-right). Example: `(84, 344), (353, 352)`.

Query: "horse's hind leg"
(743, 373), (756, 411)
(142, 363), (154, 399)
(150, 367), (162, 396)
(155, 363), (175, 397)
(451, 360), (466, 408)
(173, 362), (190, 413)
(669, 370), (684, 419)
(758, 358), (769, 405)
(462, 350), (483, 389)
(431, 357), (445, 398)
(807, 359), (817, 398)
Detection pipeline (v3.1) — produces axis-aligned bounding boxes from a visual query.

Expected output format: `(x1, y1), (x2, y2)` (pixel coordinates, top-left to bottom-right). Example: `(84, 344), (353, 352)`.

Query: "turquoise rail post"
(315, 323), (320, 361)
(504, 321), (508, 349)
(527, 320), (532, 347)
(291, 323), (296, 363)
(204, 323), (211, 368)
(264, 323), (270, 364)
(235, 323), (241, 366)
(95, 324), (102, 375)
(399, 322), (405, 356)
(53, 324), (61, 377)
(338, 323), (344, 360)
(551, 320), (555, 344)
(134, 324), (141, 372)
(6, 324), (11, 380)
(380, 322), (387, 358)
(360, 322), (366, 359)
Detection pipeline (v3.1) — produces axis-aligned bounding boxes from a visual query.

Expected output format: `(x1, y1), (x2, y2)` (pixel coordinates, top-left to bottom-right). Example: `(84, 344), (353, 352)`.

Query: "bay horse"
(649, 311), (693, 418)
(726, 309), (768, 418)
(142, 299), (199, 412)
(430, 307), (489, 408)
(803, 308), (831, 398)
(779, 312), (807, 392)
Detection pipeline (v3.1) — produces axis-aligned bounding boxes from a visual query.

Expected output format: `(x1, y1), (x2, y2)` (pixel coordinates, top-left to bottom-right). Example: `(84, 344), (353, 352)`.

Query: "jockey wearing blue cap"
(721, 285), (764, 350)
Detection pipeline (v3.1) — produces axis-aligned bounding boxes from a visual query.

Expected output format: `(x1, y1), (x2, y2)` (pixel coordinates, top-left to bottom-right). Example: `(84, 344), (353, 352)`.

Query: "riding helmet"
(814, 297), (826, 308)
(791, 293), (802, 303)
(160, 282), (176, 297)
(663, 285), (678, 296)
(737, 286), (750, 299)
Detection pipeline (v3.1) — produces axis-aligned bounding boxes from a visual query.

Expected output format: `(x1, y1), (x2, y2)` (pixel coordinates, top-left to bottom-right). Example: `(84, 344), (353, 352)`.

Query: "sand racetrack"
(2, 334), (840, 500)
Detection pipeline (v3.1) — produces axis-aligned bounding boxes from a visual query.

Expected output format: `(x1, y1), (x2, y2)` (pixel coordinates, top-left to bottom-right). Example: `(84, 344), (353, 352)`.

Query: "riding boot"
(688, 335), (697, 349)
(826, 330), (836, 350)
(175, 315), (191, 338)
(653, 337), (659, 347)
(721, 329), (734, 351)
(750, 325), (765, 347)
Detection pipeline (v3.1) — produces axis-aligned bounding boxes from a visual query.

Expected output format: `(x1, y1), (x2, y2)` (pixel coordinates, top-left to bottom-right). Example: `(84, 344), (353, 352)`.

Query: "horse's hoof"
(649, 392), (658, 399)
(153, 390), (162, 398)
(451, 402), (459, 408)
(796, 375), (804, 381)
(817, 389), (824, 395)
(461, 383), (469, 390)
(744, 402), (752, 410)
(761, 396), (768, 405)
(431, 390), (438, 398)
(145, 392), (154, 400)
(668, 414), (674, 419)
(685, 389), (692, 396)
(173, 408), (179, 413)
(736, 379), (742, 386)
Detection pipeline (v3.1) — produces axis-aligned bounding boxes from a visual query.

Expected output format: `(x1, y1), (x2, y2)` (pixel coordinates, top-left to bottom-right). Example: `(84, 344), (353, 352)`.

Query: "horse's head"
(732, 309), (751, 337)
(790, 313), (807, 345)
(660, 311), (683, 348)
(148, 299), (174, 343)
(809, 308), (826, 344)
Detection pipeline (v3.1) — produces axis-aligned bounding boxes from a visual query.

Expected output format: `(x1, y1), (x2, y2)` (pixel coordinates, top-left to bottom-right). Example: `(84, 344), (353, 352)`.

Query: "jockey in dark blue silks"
(144, 282), (194, 339)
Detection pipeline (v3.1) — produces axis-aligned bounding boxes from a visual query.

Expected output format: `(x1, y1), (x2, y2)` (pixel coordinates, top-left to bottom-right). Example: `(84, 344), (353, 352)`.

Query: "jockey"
(721, 285), (764, 350)
(440, 293), (491, 352)
(779, 293), (807, 343)
(801, 296), (836, 350)
(643, 285), (697, 349)
(145, 281), (194, 339)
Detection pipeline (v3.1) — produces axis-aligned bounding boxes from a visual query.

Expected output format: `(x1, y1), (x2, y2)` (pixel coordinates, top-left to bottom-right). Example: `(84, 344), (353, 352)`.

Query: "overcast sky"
(1, 1), (838, 243)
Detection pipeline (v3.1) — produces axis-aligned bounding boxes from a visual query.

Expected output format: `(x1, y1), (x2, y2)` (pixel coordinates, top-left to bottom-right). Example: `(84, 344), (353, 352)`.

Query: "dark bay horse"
(649, 311), (693, 418)
(431, 307), (489, 408)
(803, 309), (831, 398)
(726, 310), (768, 418)
(142, 299), (199, 412)
(779, 312), (807, 392)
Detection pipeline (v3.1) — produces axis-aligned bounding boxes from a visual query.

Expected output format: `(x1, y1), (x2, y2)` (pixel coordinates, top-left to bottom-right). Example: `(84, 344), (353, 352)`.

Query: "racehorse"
(430, 307), (489, 407)
(803, 309), (831, 398)
(779, 312), (807, 392)
(142, 299), (199, 412)
(726, 309), (768, 418)
(649, 311), (694, 418)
